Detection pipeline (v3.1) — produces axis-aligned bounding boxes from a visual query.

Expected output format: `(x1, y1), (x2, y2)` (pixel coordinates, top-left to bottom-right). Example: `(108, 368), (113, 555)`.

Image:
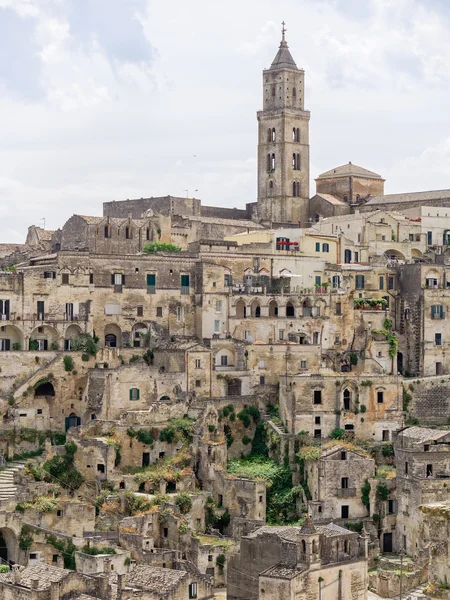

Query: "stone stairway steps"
(0, 462), (27, 500)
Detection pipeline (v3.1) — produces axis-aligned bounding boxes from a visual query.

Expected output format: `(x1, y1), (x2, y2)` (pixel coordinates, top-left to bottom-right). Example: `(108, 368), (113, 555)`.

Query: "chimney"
(31, 578), (39, 589)
(97, 574), (110, 600)
(117, 573), (124, 600)
(50, 581), (60, 600)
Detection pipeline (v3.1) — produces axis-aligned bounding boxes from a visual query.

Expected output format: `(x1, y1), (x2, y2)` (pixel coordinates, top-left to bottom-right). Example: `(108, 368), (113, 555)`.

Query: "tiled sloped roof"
(0, 564), (71, 590)
(366, 189), (450, 205)
(318, 163), (382, 180)
(125, 565), (186, 592)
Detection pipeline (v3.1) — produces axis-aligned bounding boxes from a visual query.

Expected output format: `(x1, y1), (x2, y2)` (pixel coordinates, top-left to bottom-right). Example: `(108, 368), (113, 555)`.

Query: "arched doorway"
(344, 249), (352, 264)
(65, 412), (80, 432)
(269, 300), (278, 317)
(0, 528), (18, 565)
(286, 301), (295, 317)
(104, 324), (122, 348)
(235, 300), (246, 319)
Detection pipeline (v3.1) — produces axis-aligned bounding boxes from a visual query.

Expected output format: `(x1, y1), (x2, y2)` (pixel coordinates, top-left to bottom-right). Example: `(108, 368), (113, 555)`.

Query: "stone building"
(228, 520), (367, 600)
(305, 443), (375, 522)
(393, 427), (450, 558)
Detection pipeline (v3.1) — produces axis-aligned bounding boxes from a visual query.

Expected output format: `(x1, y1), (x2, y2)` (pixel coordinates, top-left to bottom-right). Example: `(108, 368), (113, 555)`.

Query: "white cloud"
(1, 0), (450, 241)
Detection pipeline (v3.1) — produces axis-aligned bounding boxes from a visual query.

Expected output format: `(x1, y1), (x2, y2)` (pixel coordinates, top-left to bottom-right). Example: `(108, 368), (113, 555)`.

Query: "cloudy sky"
(1, 0), (450, 242)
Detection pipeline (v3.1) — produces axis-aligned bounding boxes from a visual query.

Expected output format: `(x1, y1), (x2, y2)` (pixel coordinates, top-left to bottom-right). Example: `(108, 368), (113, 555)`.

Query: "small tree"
(142, 242), (181, 254)
(175, 493), (192, 515)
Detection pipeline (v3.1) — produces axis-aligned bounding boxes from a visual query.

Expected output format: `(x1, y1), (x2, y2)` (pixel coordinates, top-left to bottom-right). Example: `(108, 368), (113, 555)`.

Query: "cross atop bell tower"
(256, 23), (310, 225)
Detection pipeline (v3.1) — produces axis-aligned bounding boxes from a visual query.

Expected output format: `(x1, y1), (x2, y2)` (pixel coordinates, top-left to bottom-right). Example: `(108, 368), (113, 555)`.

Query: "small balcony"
(181, 286), (190, 295)
(147, 285), (156, 294)
(337, 488), (356, 498)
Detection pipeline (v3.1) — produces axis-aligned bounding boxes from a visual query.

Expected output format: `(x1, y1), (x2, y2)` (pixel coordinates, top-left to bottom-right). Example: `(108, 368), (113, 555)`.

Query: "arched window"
(302, 299), (312, 317)
(267, 128), (272, 143)
(286, 302), (295, 317)
(343, 389), (351, 410)
(292, 153), (296, 170)
(271, 153), (275, 170)
(125, 226), (131, 239)
(344, 540), (349, 554)
(297, 154), (301, 170)
(296, 128), (300, 142)
(236, 299), (246, 319)
(267, 154), (271, 170)
(105, 334), (117, 348)
(271, 127), (276, 142)
(301, 539), (306, 555)
(293, 182), (301, 197)
(292, 87), (297, 97)
(313, 332), (319, 344)
(312, 539), (318, 554)
(344, 249), (352, 264)
(269, 300), (278, 317)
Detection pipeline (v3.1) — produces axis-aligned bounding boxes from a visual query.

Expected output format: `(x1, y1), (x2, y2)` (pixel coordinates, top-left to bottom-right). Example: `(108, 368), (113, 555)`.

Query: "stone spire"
(270, 21), (298, 70)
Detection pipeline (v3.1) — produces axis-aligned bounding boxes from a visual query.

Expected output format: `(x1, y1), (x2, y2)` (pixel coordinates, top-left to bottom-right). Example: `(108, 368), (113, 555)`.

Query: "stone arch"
(384, 249), (405, 261)
(34, 380), (55, 397)
(64, 324), (82, 350)
(314, 298), (327, 317)
(0, 528), (18, 565)
(251, 299), (261, 318)
(269, 300), (278, 317)
(302, 298), (313, 317)
(104, 324), (122, 348)
(235, 299), (246, 319)
(29, 325), (59, 351)
(65, 412), (81, 431)
(215, 348), (235, 368)
(132, 323), (148, 348)
(0, 325), (23, 350)
(285, 300), (295, 318)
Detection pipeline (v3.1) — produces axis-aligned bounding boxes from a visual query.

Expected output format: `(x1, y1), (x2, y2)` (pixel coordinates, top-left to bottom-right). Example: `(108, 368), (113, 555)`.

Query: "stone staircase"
(0, 461), (27, 500)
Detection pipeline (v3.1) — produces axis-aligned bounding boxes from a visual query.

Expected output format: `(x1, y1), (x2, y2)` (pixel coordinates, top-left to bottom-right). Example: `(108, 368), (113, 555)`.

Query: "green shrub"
(42, 442), (84, 490)
(208, 424), (216, 433)
(376, 482), (389, 501)
(69, 333), (99, 356)
(224, 424), (234, 448)
(237, 410), (251, 428)
(19, 525), (34, 551)
(250, 421), (268, 457)
(142, 242), (182, 254)
(175, 492), (193, 514)
(242, 435), (252, 445)
(136, 429), (154, 445)
(360, 404), (367, 413)
(129, 354), (141, 363)
(0, 565), (9, 572)
(81, 353), (90, 362)
(330, 428), (346, 440)
(382, 444), (394, 457)
(63, 356), (74, 372)
(361, 479), (371, 510)
(216, 553), (226, 572)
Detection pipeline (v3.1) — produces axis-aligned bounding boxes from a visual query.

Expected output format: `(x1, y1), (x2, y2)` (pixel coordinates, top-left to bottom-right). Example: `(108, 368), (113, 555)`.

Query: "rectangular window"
(379, 276), (384, 290)
(260, 375), (265, 385)
(224, 273), (232, 287)
(436, 362), (443, 375)
(341, 451), (347, 460)
(388, 276), (395, 290)
(388, 499), (396, 514)
(341, 506), (349, 519)
(315, 416), (321, 425)
(61, 273), (69, 285)
(195, 380), (201, 388)
(409, 233), (414, 241)
(125, 226), (131, 239)
(259, 360), (265, 369)
(129, 388), (140, 401)
(315, 275), (321, 286)
(355, 275), (365, 290)
(181, 274), (190, 294)
(405, 462), (408, 475)
(147, 273), (156, 293)
(354, 252), (359, 263)
(300, 360), (307, 369)
(89, 273), (94, 284)
(322, 243), (329, 252)
(341, 477), (349, 489)
(314, 429), (322, 439)
(427, 231), (432, 245)
(214, 320), (221, 333)
(313, 390), (322, 405)
(427, 464), (433, 477)
(377, 391), (384, 404)
(245, 330), (251, 340)
(435, 333), (442, 346)
(315, 242), (320, 252)
(137, 306), (143, 317)
(189, 583), (198, 599)
(43, 271), (56, 279)
(279, 329), (284, 340)
(104, 226), (110, 238)
(335, 302), (342, 316)
(220, 355), (228, 366)
(37, 301), (45, 320)
(65, 303), (74, 321)
(332, 275), (340, 289)
(0, 339), (10, 351)
(0, 299), (10, 319)
(215, 300), (222, 312)
(195, 359), (201, 369)
(177, 306), (184, 322)
(156, 307), (163, 317)
(112, 273), (124, 285)
(431, 305), (445, 319)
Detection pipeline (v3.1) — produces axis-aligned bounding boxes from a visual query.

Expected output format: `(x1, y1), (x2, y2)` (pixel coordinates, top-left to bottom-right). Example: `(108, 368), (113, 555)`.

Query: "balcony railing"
(0, 314), (10, 321)
(64, 314), (79, 322)
(147, 285), (156, 294)
(181, 286), (190, 295)
(336, 488), (356, 498)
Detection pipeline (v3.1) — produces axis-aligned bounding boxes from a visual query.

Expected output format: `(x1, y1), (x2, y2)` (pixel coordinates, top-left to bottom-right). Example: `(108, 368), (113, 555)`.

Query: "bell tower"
(256, 23), (310, 225)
